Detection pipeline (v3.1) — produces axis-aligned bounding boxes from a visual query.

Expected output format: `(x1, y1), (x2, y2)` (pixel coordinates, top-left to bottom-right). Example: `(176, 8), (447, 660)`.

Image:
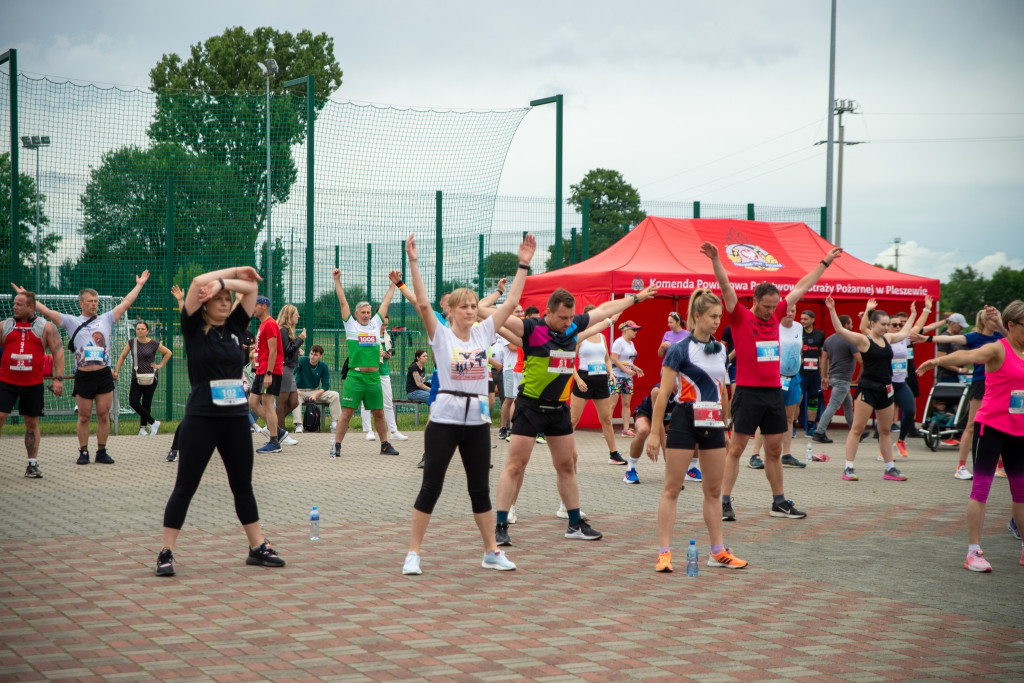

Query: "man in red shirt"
(701, 242), (842, 520)
(250, 295), (287, 453)
(0, 290), (66, 478)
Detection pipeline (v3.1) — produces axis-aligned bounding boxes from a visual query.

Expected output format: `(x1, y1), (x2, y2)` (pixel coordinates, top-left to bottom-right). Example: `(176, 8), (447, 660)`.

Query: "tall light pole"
(258, 58), (279, 310)
(824, 0), (838, 243)
(20, 134), (50, 292)
(530, 95), (563, 269)
(815, 98), (863, 248)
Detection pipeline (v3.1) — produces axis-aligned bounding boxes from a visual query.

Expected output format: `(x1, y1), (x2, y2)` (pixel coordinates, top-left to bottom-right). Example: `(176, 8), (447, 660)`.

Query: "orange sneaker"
(896, 440), (909, 457)
(708, 547), (748, 569)
(656, 551), (673, 572)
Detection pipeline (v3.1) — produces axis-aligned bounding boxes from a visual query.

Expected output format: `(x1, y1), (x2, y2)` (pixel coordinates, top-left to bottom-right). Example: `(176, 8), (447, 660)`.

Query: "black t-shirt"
(722, 326), (734, 357)
(406, 362), (426, 394)
(935, 341), (963, 382)
(182, 305), (251, 417)
(800, 328), (827, 376)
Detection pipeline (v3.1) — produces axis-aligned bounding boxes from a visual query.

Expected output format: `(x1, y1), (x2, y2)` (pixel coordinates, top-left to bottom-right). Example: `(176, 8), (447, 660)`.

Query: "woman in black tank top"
(824, 295), (926, 482)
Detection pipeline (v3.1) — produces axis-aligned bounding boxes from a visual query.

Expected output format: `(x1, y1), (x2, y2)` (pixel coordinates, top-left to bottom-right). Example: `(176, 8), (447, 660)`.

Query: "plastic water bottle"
(806, 442), (813, 463)
(309, 506), (320, 541)
(686, 539), (699, 577)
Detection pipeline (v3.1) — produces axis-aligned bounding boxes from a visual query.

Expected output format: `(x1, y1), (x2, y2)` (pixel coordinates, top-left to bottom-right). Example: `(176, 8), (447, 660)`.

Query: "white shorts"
(503, 368), (522, 400)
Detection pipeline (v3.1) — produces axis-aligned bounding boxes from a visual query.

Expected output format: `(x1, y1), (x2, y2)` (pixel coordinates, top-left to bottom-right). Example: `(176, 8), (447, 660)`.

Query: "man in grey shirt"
(812, 314), (862, 444)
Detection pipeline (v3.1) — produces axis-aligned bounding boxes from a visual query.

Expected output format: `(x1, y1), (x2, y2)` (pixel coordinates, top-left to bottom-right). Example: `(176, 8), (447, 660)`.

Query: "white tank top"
(577, 336), (608, 375)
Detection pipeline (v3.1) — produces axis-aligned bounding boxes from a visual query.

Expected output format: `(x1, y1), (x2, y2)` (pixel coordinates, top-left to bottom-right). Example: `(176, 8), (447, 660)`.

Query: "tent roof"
(523, 217), (939, 302)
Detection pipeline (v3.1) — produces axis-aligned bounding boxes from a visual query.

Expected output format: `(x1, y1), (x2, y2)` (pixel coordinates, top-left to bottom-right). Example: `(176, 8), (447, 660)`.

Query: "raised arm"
(588, 284), (657, 321)
(907, 295), (933, 335)
(917, 342), (1003, 376)
(112, 270), (151, 321)
(576, 313), (618, 343)
(332, 269), (352, 321)
(825, 296), (869, 352)
(479, 278), (507, 308)
(406, 235), (437, 341)
(886, 302), (919, 344)
(489, 236), (536, 333)
(43, 321), (65, 396)
(170, 284), (186, 312)
(699, 242), (738, 312)
(910, 332), (968, 346)
(786, 247), (843, 307)
(389, 270), (418, 306)
(184, 266), (261, 316)
(11, 283), (61, 325)
(377, 281), (397, 319)
(859, 299), (876, 334)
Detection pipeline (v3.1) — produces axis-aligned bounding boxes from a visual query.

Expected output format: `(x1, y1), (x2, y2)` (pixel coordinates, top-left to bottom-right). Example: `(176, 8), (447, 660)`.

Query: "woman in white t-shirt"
(401, 232), (536, 576)
(612, 321), (645, 437)
(571, 305), (623, 463)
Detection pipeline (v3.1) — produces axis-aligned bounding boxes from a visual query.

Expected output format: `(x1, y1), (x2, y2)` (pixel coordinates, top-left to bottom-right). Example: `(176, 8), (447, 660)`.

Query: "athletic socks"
(659, 546), (670, 554)
(968, 544), (981, 553)
(773, 493), (786, 505)
(496, 510), (508, 525)
(846, 461), (855, 470)
(28, 458), (37, 465)
(627, 457), (639, 471)
(567, 508), (582, 526)
(884, 460), (896, 471)
(690, 457), (699, 468)
(711, 544), (725, 555)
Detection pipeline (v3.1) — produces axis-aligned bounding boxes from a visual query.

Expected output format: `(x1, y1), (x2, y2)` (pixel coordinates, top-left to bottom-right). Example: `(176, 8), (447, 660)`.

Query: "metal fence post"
(334, 245), (340, 367)
(477, 234), (484, 296)
(693, 201), (701, 219)
(164, 178), (175, 420)
(747, 203), (755, 221)
(2, 49), (20, 286)
(366, 242), (372, 302)
(820, 206), (828, 239)
(570, 228), (577, 264)
(435, 190), (443, 306)
(581, 197), (589, 259)
(400, 240), (407, 330)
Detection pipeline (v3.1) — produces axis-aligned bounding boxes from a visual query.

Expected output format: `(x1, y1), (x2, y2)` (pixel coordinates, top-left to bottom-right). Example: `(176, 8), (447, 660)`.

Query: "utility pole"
(824, 0), (837, 243)
(893, 237), (902, 272)
(816, 98), (864, 248)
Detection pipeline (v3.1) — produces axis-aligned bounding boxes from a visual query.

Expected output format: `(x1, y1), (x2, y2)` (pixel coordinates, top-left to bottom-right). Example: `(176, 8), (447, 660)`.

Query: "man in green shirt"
(329, 269), (396, 457)
(293, 344), (341, 433)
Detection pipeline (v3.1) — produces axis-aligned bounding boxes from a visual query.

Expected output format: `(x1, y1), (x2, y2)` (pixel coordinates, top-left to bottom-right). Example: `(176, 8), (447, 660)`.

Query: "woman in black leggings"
(156, 266), (285, 576)
(401, 232), (535, 575)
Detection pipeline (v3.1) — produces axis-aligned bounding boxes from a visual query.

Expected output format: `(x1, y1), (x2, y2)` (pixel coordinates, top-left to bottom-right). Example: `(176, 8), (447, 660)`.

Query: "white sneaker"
(402, 551), (422, 575)
(330, 421), (337, 433)
(365, 431), (376, 441)
(481, 550), (517, 571)
(508, 505), (518, 524)
(258, 426), (271, 440)
(149, 420), (161, 435)
(556, 502), (568, 519)
(139, 427), (148, 436)
(280, 434), (299, 446)
(954, 465), (974, 480)
(390, 431), (409, 441)
(295, 425), (304, 433)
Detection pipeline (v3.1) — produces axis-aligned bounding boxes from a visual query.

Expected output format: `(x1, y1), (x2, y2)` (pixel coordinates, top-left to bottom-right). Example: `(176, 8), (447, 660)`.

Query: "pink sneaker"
(964, 549), (992, 572)
(622, 428), (637, 437)
(1019, 546), (1023, 567)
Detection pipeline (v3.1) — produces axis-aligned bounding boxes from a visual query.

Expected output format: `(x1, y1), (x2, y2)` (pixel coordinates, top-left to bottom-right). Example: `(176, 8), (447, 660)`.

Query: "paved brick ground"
(1, 425), (1022, 681)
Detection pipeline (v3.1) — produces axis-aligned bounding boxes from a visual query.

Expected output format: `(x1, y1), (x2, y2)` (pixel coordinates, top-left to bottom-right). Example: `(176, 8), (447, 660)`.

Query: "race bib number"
(891, 359), (908, 375)
(547, 350), (575, 374)
(1010, 390), (1024, 414)
(886, 384), (894, 399)
(756, 341), (780, 362)
(10, 353), (32, 371)
(82, 346), (104, 363)
(210, 379), (247, 406)
(802, 357), (819, 371)
(906, 346), (914, 359)
(780, 375), (792, 391)
(587, 362), (607, 376)
(357, 333), (377, 346)
(693, 401), (725, 428)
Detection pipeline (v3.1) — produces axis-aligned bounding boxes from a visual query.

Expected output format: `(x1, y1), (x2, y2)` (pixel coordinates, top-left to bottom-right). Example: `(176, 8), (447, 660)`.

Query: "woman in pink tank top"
(917, 300), (1024, 573)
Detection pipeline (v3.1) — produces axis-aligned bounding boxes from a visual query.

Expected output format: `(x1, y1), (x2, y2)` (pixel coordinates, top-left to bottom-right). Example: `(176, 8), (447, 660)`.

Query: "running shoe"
(622, 428), (637, 438)
(380, 442), (400, 456)
(748, 455), (764, 469)
(294, 425), (304, 433)
(1020, 546), (1024, 567)
(565, 521), (602, 540)
(877, 453), (885, 462)
(95, 449), (115, 464)
(535, 434), (547, 444)
(76, 448), (90, 465)
(390, 432), (409, 441)
(781, 454), (806, 468)
(495, 523), (511, 546)
(722, 500), (736, 522)
(156, 548), (175, 577)
(1008, 518), (1021, 541)
(246, 542), (285, 567)
(770, 500), (807, 519)
(995, 465), (1007, 478)
(554, 503), (588, 520)
(481, 550), (517, 570)
(502, 430), (512, 443)
(497, 427), (508, 440)
(402, 552), (422, 575)
(623, 469), (640, 484)
(280, 434), (299, 446)
(656, 551), (673, 573)
(329, 443), (341, 458)
(708, 547), (748, 569)
(841, 466), (858, 481)
(166, 449), (178, 463)
(942, 438), (960, 447)
(257, 442), (282, 454)
(508, 505), (518, 524)
(954, 465), (973, 480)
(685, 467), (702, 482)
(963, 549), (992, 573)
(811, 432), (833, 444)
(139, 427), (148, 436)
(24, 463), (42, 478)
(150, 420), (161, 435)
(365, 431), (376, 441)
(883, 467), (908, 481)
(416, 456), (424, 468)
(608, 451), (627, 465)
(896, 440), (909, 457)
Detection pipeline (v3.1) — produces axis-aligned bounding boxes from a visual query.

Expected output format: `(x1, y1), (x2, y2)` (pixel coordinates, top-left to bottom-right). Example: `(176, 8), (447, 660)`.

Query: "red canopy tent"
(519, 217), (941, 428)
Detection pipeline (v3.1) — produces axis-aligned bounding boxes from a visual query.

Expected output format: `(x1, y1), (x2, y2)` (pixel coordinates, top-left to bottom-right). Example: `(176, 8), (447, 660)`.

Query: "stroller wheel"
(925, 422), (940, 452)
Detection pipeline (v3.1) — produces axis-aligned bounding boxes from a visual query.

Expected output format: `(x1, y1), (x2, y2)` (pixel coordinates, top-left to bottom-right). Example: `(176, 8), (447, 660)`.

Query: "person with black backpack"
(294, 345), (340, 433)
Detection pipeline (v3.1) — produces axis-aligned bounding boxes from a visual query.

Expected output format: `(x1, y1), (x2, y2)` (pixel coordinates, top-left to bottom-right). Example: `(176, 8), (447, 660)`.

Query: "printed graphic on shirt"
(451, 348), (488, 381)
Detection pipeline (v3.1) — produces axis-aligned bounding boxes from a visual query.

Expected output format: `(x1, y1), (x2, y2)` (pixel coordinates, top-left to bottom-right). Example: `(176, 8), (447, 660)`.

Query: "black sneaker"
(722, 499), (736, 521)
(811, 432), (833, 444)
(76, 448), (90, 465)
(770, 499), (807, 519)
(24, 463), (42, 478)
(565, 521), (602, 540)
(246, 542), (285, 567)
(95, 449), (115, 464)
(497, 427), (508, 440)
(608, 451), (627, 465)
(166, 449), (178, 463)
(748, 455), (764, 469)
(417, 456), (425, 469)
(781, 454), (806, 468)
(495, 522), (511, 546)
(156, 548), (175, 576)
(380, 441), (399, 456)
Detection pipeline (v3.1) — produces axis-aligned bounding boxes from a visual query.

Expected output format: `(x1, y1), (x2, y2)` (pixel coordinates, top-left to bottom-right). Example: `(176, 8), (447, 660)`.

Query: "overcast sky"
(3, 0), (1022, 281)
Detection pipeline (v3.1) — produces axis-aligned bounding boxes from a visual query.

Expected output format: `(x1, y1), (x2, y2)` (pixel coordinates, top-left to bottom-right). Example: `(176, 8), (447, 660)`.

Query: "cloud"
(871, 241), (1023, 281)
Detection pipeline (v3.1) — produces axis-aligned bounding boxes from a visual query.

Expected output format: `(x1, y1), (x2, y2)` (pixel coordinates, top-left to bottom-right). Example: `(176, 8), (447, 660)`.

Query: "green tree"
(984, 266), (1024, 312)
(940, 265), (987, 318)
(0, 152), (61, 289)
(546, 168), (646, 269)
(257, 236), (290, 310)
(483, 251), (519, 279)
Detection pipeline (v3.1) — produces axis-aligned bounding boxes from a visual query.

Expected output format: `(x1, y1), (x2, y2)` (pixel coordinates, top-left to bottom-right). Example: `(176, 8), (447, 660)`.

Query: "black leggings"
(893, 381), (916, 441)
(414, 422), (492, 515)
(129, 378), (158, 426)
(171, 423), (180, 450)
(162, 415), (259, 529)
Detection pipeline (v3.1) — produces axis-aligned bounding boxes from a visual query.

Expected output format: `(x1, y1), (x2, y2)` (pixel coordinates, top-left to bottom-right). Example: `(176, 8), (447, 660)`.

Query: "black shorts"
(252, 373), (282, 397)
(490, 368), (504, 402)
(0, 380), (45, 417)
(857, 384), (895, 410)
(572, 370), (611, 400)
(72, 367), (115, 400)
(510, 400), (574, 438)
(666, 403), (727, 451)
(732, 385), (787, 436)
(632, 397), (673, 425)
(968, 379), (985, 402)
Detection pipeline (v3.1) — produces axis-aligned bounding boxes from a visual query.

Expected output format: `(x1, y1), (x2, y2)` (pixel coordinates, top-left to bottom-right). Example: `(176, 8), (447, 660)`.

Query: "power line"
(657, 147), (824, 200)
(869, 136), (1024, 143)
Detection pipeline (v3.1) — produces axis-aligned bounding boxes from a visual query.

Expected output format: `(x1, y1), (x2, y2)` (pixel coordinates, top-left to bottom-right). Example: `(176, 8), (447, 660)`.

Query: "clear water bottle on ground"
(309, 506), (320, 541)
(806, 442), (813, 463)
(686, 539), (699, 577)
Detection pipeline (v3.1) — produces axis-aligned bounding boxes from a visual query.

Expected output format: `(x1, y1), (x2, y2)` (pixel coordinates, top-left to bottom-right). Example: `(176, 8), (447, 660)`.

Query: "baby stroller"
(919, 379), (971, 451)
